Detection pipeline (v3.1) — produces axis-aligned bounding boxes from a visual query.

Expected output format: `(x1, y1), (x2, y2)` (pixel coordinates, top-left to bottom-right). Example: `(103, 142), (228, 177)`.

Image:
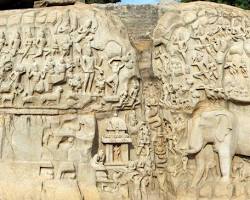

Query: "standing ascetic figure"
(153, 1), (250, 199)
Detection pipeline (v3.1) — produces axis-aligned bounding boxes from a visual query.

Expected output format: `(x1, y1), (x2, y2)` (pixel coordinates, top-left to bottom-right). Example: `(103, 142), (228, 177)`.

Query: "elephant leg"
(218, 147), (232, 182)
(191, 151), (205, 187)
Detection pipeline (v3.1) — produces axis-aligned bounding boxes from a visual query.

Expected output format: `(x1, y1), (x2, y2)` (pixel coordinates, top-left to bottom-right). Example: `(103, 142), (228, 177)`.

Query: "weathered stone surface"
(0, 1), (250, 200)
(0, 3), (138, 199)
(153, 1), (250, 200)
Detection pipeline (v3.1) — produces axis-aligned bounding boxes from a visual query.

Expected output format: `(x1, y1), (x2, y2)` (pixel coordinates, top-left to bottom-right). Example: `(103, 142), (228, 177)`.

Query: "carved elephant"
(185, 109), (250, 182)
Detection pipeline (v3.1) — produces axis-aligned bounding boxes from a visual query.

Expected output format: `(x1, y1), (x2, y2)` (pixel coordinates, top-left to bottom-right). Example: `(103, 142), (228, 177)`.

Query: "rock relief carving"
(0, 4), (141, 200)
(4, 1), (250, 200)
(0, 5), (139, 113)
(153, 2), (250, 199)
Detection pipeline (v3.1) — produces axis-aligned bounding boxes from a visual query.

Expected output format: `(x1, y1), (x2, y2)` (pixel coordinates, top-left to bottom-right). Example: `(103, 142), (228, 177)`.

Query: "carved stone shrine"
(0, 1), (249, 200)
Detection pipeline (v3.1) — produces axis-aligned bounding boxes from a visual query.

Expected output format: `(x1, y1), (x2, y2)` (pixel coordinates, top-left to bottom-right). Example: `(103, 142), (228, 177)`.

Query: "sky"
(121, 0), (159, 4)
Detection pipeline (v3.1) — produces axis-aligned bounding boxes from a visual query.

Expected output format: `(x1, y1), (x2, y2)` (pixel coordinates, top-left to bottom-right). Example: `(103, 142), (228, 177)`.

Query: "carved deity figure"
(113, 145), (121, 162)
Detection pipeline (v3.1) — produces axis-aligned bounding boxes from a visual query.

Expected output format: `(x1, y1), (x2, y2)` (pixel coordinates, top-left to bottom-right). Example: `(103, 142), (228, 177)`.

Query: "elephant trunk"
(186, 117), (204, 155)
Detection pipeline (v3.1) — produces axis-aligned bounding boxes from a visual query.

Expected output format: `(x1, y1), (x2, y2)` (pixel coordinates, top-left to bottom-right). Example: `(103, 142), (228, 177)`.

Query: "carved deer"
(41, 87), (63, 105)
(1, 91), (17, 104)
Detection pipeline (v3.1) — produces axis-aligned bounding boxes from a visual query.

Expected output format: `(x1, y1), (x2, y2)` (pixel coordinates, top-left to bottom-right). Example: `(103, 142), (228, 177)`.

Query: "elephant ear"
(215, 113), (233, 143)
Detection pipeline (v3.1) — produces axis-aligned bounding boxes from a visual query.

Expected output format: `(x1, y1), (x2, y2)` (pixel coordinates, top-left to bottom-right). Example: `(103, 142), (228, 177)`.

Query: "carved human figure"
(171, 56), (185, 78)
(51, 39), (60, 56)
(91, 149), (105, 169)
(34, 29), (48, 58)
(43, 56), (56, 91)
(173, 27), (190, 57)
(9, 64), (26, 91)
(106, 57), (125, 94)
(112, 90), (128, 109)
(21, 30), (34, 61)
(137, 123), (151, 157)
(27, 61), (43, 95)
(123, 51), (136, 69)
(125, 161), (143, 200)
(126, 110), (142, 135)
(127, 78), (140, 108)
(191, 51), (211, 81)
(206, 59), (219, 82)
(60, 36), (72, 57)
(71, 20), (95, 55)
(95, 70), (105, 95)
(0, 31), (6, 53)
(55, 57), (67, 75)
(56, 14), (73, 57)
(166, 132), (178, 155)
(81, 45), (95, 93)
(57, 9), (71, 34)
(9, 31), (21, 56)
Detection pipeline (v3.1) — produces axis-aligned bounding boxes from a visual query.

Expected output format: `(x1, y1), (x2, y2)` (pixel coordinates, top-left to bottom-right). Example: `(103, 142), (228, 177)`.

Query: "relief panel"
(0, 3), (140, 200)
(153, 2), (250, 200)
(1, 1), (250, 200)
(0, 4), (139, 112)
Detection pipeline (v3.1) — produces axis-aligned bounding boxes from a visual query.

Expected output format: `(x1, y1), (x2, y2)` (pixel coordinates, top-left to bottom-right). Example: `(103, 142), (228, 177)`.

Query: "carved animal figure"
(22, 96), (37, 105)
(0, 80), (14, 93)
(185, 108), (250, 183)
(1, 92), (16, 104)
(41, 87), (63, 105)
